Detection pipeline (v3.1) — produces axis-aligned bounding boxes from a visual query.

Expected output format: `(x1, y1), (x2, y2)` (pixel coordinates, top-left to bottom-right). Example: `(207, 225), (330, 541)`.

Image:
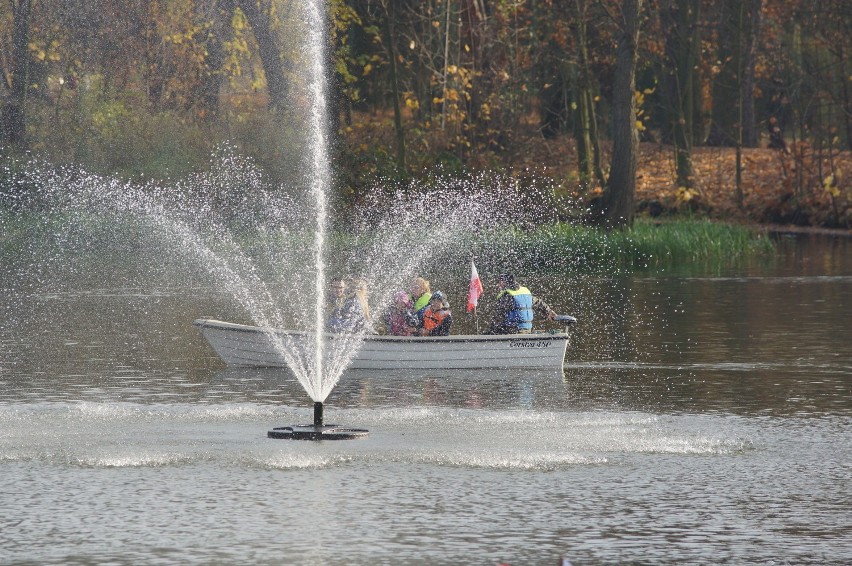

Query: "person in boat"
(484, 273), (556, 334)
(384, 290), (418, 336)
(410, 276), (432, 325)
(327, 276), (371, 333)
(419, 290), (452, 336)
(349, 276), (372, 331)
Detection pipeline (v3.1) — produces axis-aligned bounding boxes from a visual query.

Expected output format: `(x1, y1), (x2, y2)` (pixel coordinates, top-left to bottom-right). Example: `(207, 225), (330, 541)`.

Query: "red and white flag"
(467, 260), (484, 313)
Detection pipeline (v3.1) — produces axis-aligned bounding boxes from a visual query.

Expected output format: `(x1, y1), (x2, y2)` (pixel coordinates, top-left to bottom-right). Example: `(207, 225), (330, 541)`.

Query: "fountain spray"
(268, 0), (367, 440)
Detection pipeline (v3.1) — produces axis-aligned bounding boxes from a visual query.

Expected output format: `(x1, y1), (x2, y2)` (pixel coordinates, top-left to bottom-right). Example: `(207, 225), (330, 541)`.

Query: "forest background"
(1, 0), (850, 228)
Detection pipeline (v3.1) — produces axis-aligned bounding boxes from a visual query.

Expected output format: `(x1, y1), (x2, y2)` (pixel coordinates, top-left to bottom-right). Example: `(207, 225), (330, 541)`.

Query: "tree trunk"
(599, 0), (643, 229)
(842, 47), (852, 152)
(572, 0), (596, 182)
(2, 0), (33, 151)
(662, 0), (700, 189)
(735, 0), (744, 208)
(575, 85), (593, 180)
(381, 0), (405, 170)
(707, 0), (736, 147)
(236, 0), (288, 112)
(194, 0), (234, 120)
(587, 84), (606, 188)
(741, 0), (762, 147)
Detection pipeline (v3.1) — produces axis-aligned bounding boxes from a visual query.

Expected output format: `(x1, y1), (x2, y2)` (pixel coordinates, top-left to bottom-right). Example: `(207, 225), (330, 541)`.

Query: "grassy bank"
(2, 205), (775, 277)
(473, 219), (776, 273)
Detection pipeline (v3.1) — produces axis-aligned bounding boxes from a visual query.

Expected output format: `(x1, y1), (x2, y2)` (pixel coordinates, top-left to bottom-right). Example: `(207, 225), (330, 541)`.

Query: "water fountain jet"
(266, 0), (366, 438)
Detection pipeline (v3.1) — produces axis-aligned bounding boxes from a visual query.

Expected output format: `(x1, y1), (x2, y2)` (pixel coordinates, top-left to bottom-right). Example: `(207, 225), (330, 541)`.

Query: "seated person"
(327, 277), (370, 333)
(384, 290), (417, 336)
(410, 277), (432, 326)
(419, 290), (452, 336)
(485, 273), (556, 334)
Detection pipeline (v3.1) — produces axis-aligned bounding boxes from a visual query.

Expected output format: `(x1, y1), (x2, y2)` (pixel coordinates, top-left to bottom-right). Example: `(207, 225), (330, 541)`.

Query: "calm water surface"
(1, 235), (850, 565)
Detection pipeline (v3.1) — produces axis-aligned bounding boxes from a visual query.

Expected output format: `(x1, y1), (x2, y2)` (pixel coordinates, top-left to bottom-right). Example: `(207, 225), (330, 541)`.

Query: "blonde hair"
(413, 276), (431, 294)
(350, 276), (371, 320)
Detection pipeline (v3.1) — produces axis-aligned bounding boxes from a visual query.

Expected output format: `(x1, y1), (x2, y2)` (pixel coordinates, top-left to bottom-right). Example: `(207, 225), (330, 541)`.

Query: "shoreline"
(761, 224), (852, 238)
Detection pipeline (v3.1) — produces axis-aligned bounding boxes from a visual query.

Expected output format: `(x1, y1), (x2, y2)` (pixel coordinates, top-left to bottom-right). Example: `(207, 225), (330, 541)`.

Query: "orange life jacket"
(422, 306), (450, 332)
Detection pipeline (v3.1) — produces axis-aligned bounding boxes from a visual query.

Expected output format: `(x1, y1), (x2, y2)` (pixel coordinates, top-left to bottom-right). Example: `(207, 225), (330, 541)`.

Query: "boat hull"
(194, 319), (569, 371)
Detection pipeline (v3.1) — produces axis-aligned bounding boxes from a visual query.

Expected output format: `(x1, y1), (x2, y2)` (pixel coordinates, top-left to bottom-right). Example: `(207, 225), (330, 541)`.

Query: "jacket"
(421, 305), (452, 336)
(499, 286), (534, 331)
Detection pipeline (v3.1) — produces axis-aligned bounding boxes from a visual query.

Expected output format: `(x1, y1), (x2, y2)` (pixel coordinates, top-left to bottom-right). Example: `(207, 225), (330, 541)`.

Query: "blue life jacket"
(500, 286), (533, 330)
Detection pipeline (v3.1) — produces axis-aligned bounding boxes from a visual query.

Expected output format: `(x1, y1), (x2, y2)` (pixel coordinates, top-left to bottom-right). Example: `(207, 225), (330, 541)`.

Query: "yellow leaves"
(330, 0), (361, 30)
(164, 24), (202, 47)
(634, 88), (654, 132)
(29, 39), (62, 63)
(404, 94), (420, 110)
(232, 9), (248, 31)
(363, 63), (373, 76)
(823, 172), (842, 198)
(223, 10), (252, 84)
(250, 76), (265, 92)
(676, 187), (700, 204)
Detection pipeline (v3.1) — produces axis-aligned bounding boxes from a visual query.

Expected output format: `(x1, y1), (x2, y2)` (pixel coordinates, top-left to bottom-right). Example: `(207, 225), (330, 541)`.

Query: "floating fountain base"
(268, 402), (368, 440)
(268, 424), (369, 440)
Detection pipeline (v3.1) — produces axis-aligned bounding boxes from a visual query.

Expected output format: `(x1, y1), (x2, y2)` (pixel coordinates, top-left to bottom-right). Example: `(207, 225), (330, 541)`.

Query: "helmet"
(431, 290), (445, 302)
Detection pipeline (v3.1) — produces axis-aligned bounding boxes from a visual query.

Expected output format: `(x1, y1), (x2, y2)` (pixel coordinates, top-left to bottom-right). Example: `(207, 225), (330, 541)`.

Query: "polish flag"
(467, 260), (484, 313)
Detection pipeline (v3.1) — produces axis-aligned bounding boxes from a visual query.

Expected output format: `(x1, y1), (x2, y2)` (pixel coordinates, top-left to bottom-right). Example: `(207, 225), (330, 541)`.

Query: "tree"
(194, 0), (233, 119)
(659, 0), (701, 189)
(740, 0), (762, 148)
(571, 0), (605, 186)
(235, 0), (288, 112)
(707, 0), (763, 149)
(2, 0), (33, 151)
(597, 0), (643, 228)
(380, 0), (405, 170)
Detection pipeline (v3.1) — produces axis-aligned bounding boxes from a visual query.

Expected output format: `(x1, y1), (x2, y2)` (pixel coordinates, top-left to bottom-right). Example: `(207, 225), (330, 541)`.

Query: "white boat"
(194, 317), (575, 371)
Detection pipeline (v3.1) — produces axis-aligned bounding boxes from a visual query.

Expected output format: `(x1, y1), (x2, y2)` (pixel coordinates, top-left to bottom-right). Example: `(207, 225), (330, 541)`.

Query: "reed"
(2, 206), (775, 275)
(476, 219), (775, 272)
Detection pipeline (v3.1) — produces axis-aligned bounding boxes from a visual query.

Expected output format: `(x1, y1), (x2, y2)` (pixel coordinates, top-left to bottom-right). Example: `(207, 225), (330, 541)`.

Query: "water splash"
(0, 0), (594, 402)
(2, 153), (574, 402)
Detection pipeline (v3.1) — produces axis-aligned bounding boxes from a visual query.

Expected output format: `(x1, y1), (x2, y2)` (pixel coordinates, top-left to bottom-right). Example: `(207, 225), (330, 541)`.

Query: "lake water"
(1, 234), (850, 564)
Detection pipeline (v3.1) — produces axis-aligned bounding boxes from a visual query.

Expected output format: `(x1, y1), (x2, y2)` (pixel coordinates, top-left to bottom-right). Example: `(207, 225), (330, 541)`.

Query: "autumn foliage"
(1, 0), (850, 228)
